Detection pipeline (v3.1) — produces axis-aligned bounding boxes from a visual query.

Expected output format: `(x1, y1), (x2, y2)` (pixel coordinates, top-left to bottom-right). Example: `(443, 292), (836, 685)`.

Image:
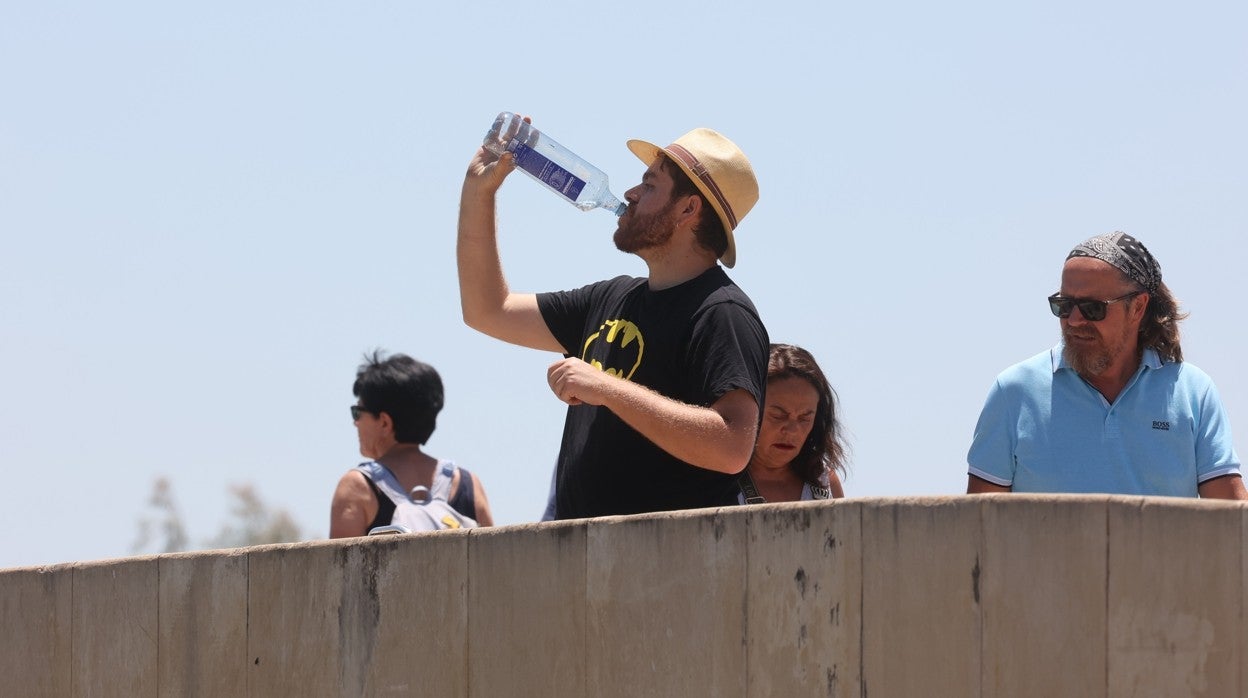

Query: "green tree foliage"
(204, 483), (305, 549)
(131, 478), (305, 554)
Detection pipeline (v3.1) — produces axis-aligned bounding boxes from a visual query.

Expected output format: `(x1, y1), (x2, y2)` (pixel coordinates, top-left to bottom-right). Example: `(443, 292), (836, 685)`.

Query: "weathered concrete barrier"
(2, 495), (1243, 697)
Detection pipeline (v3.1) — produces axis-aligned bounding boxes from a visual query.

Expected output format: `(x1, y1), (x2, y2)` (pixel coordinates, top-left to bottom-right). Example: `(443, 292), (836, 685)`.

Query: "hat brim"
(626, 139), (737, 268)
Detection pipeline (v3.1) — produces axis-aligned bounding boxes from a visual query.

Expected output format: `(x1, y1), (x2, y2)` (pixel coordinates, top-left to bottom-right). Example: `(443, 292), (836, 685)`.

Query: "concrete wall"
(2, 495), (1243, 697)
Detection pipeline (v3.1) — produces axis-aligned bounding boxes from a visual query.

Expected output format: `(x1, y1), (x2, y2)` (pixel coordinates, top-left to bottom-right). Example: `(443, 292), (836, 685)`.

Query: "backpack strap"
(429, 461), (457, 501)
(809, 466), (832, 500)
(359, 461), (458, 503)
(356, 461), (477, 533)
(355, 461), (413, 506)
(736, 471), (766, 505)
(737, 470), (832, 502)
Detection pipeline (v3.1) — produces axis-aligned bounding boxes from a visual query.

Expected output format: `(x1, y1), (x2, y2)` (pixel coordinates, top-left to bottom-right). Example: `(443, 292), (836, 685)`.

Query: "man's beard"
(613, 200), (678, 254)
(1063, 339), (1113, 376)
(1062, 322), (1134, 377)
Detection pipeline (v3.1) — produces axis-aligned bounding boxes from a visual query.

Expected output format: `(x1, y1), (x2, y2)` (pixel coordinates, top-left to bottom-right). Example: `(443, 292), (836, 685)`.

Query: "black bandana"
(1066, 232), (1161, 293)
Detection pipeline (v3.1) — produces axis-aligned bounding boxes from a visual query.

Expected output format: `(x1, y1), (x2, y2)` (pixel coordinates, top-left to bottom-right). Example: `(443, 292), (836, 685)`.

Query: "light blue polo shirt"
(967, 345), (1241, 496)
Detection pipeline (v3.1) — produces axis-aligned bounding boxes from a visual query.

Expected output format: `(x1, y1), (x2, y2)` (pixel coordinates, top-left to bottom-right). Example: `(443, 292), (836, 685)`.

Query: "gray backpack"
(356, 461), (479, 534)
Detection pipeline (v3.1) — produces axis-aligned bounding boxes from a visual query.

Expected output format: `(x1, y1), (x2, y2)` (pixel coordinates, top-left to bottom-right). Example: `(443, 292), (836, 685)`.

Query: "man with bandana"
(966, 232), (1246, 498)
(457, 123), (769, 518)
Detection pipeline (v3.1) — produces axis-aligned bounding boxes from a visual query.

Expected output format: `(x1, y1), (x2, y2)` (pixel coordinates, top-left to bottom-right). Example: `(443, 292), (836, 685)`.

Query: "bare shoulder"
(826, 468), (846, 499)
(470, 471), (495, 526)
(329, 469), (378, 539)
(333, 469), (372, 500)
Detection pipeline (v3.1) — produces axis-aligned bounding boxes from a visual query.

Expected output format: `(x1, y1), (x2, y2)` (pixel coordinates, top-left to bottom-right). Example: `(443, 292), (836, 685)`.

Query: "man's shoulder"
(542, 275), (645, 303)
(604, 274), (646, 287)
(1147, 357), (1220, 396)
(590, 275), (647, 293)
(994, 347), (1058, 387)
(690, 267), (761, 314)
(1161, 358), (1212, 382)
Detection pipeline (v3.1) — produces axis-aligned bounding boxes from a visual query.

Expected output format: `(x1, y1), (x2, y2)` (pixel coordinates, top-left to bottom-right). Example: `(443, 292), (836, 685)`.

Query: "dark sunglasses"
(350, 405), (374, 420)
(1047, 291), (1141, 321)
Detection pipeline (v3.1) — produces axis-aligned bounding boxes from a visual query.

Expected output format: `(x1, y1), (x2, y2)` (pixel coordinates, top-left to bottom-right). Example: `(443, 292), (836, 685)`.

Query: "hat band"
(665, 144), (737, 230)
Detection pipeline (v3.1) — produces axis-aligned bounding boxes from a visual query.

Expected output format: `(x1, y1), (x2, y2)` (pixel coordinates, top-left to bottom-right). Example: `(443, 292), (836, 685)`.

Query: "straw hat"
(626, 128), (758, 268)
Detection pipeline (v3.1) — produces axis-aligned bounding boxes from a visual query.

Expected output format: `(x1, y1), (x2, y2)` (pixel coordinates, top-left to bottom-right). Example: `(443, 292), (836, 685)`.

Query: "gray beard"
(1062, 320), (1137, 378)
(1063, 344), (1112, 376)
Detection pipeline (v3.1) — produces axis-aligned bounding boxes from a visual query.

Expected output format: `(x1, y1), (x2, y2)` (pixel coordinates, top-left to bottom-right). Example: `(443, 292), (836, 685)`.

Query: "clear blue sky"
(3, 1), (1246, 569)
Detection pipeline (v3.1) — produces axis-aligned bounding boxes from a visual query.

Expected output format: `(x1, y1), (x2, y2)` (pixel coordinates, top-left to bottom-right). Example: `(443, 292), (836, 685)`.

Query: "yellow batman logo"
(441, 515), (462, 529)
(580, 319), (644, 381)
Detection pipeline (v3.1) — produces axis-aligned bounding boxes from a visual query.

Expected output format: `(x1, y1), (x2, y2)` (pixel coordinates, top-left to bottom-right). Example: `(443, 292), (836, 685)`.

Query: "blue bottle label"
(511, 143), (586, 202)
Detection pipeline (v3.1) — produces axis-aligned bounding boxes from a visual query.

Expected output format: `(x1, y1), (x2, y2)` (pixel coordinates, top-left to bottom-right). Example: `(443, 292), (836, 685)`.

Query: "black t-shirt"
(537, 266), (769, 519)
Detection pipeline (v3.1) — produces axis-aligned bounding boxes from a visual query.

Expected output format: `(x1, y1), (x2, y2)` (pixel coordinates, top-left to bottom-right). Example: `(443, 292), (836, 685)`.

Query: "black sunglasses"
(1047, 291), (1141, 321)
(350, 405), (374, 420)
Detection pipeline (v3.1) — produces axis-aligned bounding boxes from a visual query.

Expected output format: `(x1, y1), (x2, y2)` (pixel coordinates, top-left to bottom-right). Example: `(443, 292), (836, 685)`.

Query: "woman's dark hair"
(352, 350), (444, 445)
(767, 344), (848, 486)
(659, 154), (727, 258)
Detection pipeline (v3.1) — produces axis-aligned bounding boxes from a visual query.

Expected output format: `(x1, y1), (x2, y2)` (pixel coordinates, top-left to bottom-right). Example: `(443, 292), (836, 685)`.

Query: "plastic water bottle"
(483, 112), (627, 216)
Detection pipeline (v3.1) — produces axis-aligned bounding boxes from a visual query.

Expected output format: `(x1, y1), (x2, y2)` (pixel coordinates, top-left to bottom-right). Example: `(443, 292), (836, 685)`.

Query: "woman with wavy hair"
(737, 344), (848, 504)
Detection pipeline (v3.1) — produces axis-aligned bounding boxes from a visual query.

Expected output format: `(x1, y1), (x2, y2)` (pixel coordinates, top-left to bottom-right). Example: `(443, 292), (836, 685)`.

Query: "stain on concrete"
(1109, 608), (1217, 694)
(971, 556), (981, 604)
(337, 544), (385, 694)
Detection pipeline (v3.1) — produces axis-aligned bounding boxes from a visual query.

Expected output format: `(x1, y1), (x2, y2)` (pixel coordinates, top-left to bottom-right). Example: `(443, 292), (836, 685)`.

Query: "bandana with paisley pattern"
(1067, 232), (1161, 293)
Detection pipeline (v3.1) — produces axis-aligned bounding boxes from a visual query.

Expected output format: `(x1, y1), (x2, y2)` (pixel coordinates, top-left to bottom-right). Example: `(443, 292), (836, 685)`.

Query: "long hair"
(1138, 281), (1186, 363)
(766, 344), (848, 486)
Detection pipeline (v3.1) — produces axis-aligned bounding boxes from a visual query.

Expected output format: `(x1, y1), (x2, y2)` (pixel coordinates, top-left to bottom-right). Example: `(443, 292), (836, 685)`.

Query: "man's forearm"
(457, 185), (509, 333)
(457, 176), (564, 353)
(597, 379), (757, 474)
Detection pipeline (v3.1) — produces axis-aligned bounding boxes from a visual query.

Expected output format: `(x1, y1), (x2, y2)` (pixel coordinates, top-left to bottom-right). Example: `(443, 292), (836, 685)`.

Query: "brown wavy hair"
(1138, 281), (1187, 362)
(766, 344), (848, 486)
(1113, 265), (1188, 363)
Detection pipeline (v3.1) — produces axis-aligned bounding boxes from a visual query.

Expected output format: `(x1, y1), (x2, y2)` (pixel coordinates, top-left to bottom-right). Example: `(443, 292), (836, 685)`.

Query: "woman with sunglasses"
(330, 351), (494, 537)
(738, 344), (848, 504)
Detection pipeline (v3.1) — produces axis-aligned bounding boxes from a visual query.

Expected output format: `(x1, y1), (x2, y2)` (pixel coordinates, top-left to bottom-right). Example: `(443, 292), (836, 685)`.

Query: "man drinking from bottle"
(457, 121), (769, 519)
